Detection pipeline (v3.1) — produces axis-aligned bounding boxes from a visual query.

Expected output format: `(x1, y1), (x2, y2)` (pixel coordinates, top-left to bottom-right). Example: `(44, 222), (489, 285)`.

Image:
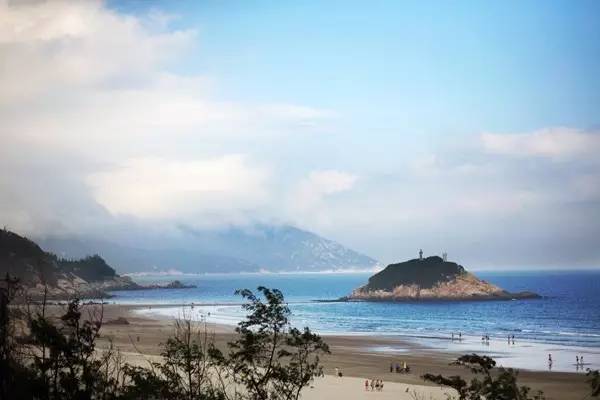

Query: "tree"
(0, 274), (31, 400)
(227, 287), (329, 400)
(422, 354), (545, 400)
(587, 369), (600, 398)
(24, 298), (118, 400)
(121, 318), (227, 400)
(1, 284), (330, 400)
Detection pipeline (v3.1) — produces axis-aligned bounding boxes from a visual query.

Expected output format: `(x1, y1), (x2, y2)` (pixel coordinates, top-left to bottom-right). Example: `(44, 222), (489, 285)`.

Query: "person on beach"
(365, 379), (369, 391)
(512, 334), (515, 345)
(380, 380), (384, 391)
(459, 332), (462, 341)
(581, 355), (584, 365)
(390, 362), (393, 373)
(335, 367), (339, 377)
(370, 379), (375, 391)
(548, 354), (553, 371)
(451, 332), (454, 341)
(403, 361), (408, 373)
(576, 355), (579, 366)
(395, 362), (400, 373)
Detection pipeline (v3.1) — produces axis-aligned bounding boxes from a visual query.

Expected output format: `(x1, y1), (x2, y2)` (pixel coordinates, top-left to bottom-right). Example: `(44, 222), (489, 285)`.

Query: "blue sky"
(1, 1), (599, 268)
(113, 0), (600, 133)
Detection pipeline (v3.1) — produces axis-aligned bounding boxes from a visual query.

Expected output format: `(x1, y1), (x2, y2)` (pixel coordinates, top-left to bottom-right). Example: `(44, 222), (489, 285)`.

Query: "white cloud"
(87, 156), (270, 220)
(481, 128), (600, 160)
(287, 170), (358, 225)
(0, 0), (330, 233)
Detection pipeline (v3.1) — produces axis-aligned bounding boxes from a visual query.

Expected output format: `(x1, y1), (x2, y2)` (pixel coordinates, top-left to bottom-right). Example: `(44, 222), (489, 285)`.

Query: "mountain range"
(37, 224), (378, 274)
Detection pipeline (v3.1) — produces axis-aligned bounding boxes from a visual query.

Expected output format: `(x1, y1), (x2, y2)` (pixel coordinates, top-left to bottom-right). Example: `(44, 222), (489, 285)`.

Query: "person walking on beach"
(581, 355), (584, 366)
(459, 332), (462, 341)
(390, 362), (393, 373)
(365, 379), (369, 391)
(576, 355), (579, 366)
(451, 332), (454, 341)
(548, 353), (553, 371)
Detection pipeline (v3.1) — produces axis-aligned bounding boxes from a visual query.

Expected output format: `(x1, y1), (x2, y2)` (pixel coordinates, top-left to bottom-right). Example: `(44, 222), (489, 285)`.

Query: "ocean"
(109, 270), (600, 372)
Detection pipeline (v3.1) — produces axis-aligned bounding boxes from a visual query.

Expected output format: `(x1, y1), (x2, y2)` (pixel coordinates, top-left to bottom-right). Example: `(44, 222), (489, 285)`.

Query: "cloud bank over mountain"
(1, 1), (599, 268)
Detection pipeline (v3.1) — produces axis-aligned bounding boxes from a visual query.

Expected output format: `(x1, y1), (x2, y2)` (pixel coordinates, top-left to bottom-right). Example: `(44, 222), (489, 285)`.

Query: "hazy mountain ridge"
(38, 224), (378, 274)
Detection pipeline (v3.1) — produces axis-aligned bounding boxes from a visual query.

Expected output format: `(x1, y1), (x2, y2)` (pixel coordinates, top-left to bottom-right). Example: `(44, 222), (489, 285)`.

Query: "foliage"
(588, 369), (600, 397)
(422, 354), (545, 400)
(228, 287), (330, 400)
(0, 278), (329, 400)
(57, 255), (116, 282)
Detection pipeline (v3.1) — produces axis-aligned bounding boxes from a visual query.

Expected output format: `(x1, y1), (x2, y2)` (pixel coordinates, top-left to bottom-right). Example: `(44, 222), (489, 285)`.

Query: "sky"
(1, 0), (599, 268)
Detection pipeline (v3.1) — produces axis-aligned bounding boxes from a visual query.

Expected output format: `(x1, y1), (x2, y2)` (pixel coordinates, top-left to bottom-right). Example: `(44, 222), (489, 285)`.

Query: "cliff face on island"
(347, 256), (539, 301)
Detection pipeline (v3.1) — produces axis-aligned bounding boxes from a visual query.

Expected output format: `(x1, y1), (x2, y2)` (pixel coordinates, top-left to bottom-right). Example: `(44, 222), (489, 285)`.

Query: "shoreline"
(127, 301), (600, 372)
(58, 303), (595, 400)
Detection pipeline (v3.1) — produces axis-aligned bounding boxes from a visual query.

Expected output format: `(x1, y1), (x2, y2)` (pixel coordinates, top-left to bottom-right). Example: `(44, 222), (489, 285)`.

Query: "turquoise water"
(111, 270), (600, 349)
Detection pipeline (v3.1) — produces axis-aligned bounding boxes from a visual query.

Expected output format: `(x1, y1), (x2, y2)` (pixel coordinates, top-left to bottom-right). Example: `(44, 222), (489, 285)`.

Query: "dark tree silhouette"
(422, 353), (545, 400)
(227, 287), (330, 400)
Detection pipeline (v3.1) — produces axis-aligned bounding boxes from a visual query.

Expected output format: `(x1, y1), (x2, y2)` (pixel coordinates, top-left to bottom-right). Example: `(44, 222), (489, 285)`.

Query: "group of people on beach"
(364, 379), (384, 391)
(451, 332), (462, 341)
(548, 353), (588, 371)
(390, 361), (410, 373)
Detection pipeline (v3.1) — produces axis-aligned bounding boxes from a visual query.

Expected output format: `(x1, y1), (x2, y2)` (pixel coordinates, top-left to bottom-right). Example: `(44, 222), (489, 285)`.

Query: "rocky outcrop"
(345, 256), (539, 301)
(124, 279), (197, 290)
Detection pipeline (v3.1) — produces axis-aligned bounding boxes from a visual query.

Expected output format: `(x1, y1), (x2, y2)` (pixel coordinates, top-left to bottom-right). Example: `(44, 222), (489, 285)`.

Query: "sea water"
(109, 270), (600, 372)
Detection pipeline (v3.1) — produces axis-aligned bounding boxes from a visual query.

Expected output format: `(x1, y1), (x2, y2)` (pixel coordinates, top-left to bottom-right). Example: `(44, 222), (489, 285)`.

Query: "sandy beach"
(55, 303), (593, 400)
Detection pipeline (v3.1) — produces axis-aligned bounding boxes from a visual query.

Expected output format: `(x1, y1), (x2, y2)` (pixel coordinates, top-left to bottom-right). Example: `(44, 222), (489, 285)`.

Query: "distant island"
(0, 229), (195, 300)
(344, 255), (539, 301)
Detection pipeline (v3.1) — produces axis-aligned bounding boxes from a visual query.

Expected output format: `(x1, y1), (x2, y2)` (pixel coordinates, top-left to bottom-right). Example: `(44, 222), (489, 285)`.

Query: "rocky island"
(345, 255), (539, 301)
